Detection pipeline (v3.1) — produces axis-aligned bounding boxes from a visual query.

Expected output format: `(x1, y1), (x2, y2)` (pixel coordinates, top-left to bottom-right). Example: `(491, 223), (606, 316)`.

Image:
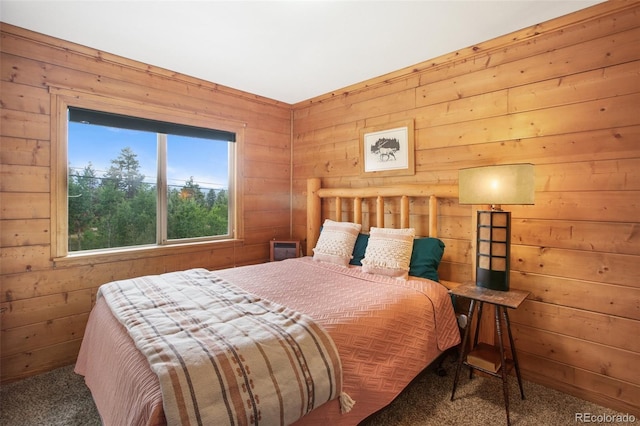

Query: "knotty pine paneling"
(0, 219), (50, 247)
(0, 340), (83, 383)
(416, 126), (640, 170)
(0, 137), (50, 167)
(1, 289), (93, 330)
(416, 29), (640, 106)
(514, 323), (639, 385)
(417, 93), (639, 149)
(0, 192), (49, 219)
(291, 1), (640, 416)
(0, 109), (50, 140)
(511, 300), (640, 353)
(0, 81), (50, 115)
(514, 219), (640, 256)
(0, 164), (49, 192)
(508, 62), (640, 113)
(518, 351), (640, 416)
(1, 313), (89, 358)
(513, 245), (637, 287)
(0, 22), (291, 382)
(512, 272), (639, 321)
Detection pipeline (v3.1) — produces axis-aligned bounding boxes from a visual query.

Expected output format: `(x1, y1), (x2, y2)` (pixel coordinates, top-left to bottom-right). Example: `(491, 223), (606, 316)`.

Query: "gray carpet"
(0, 365), (100, 426)
(0, 359), (631, 425)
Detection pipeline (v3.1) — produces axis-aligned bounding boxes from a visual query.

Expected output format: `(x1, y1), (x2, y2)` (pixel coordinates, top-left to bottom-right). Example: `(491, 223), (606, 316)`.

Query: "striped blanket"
(98, 268), (347, 426)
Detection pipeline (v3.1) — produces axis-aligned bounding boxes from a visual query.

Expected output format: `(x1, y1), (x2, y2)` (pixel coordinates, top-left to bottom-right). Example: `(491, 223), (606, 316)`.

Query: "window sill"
(53, 239), (244, 268)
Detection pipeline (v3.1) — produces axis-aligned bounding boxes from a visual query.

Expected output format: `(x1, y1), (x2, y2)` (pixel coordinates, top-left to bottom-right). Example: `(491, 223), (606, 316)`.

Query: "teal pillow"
(409, 238), (445, 282)
(349, 233), (369, 266)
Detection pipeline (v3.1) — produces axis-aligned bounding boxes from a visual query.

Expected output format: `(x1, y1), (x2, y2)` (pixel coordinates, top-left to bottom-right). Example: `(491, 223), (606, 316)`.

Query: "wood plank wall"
(291, 1), (640, 416)
(0, 23), (292, 382)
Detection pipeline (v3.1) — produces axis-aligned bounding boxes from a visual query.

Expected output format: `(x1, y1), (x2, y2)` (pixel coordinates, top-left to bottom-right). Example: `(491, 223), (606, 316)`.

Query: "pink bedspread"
(75, 257), (460, 425)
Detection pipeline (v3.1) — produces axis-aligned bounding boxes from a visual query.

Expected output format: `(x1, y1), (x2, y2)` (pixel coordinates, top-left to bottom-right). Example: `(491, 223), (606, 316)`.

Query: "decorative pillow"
(409, 237), (445, 282)
(312, 220), (362, 267)
(361, 227), (415, 279)
(349, 233), (370, 266)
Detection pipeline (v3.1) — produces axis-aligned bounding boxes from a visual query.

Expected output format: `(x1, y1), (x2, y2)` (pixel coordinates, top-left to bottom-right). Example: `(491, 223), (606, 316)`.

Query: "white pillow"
(361, 227), (416, 279)
(312, 220), (362, 267)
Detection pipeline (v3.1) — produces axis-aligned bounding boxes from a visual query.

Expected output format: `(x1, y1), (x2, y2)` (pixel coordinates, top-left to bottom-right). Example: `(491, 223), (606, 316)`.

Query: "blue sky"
(68, 122), (230, 191)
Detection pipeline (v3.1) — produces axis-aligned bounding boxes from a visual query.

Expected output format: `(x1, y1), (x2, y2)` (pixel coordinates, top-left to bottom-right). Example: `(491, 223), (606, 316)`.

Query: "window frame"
(50, 88), (245, 265)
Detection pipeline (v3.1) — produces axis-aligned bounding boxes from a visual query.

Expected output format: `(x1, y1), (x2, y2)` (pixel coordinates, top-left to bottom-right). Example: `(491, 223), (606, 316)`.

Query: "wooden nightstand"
(450, 282), (529, 426)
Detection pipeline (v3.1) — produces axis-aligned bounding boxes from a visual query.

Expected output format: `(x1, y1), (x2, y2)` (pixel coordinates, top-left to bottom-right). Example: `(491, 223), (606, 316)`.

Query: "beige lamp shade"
(458, 163), (535, 291)
(459, 164), (535, 206)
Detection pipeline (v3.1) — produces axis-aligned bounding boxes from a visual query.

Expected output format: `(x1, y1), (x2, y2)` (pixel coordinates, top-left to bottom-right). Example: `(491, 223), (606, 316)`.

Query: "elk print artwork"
(361, 120), (415, 176)
(371, 137), (400, 162)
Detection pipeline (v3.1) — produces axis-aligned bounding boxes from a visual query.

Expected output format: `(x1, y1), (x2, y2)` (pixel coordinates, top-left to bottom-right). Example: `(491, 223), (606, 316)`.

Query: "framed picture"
(360, 119), (415, 177)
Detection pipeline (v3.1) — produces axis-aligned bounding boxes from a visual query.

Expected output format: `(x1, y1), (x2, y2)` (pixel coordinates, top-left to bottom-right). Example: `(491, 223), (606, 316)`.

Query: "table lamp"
(459, 164), (535, 291)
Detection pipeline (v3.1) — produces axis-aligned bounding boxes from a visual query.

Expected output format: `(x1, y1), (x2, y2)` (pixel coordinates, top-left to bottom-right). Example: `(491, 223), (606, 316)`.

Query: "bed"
(75, 178), (461, 426)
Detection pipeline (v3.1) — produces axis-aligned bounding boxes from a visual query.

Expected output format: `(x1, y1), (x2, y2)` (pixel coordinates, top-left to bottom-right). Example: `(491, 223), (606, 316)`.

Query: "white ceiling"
(1, 1), (602, 104)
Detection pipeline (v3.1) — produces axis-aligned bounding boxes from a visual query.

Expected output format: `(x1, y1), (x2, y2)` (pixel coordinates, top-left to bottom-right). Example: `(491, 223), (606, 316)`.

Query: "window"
(59, 103), (242, 257)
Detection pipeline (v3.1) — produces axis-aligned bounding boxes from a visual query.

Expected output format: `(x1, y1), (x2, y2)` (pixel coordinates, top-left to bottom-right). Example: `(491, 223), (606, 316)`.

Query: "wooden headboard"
(306, 178), (459, 255)
(305, 177), (461, 290)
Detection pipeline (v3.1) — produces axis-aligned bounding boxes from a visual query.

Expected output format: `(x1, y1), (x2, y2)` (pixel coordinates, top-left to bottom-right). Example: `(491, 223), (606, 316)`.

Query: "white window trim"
(49, 87), (245, 265)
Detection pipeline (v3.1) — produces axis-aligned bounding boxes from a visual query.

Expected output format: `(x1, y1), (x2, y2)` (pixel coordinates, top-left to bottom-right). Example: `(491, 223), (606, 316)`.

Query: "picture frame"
(360, 119), (415, 177)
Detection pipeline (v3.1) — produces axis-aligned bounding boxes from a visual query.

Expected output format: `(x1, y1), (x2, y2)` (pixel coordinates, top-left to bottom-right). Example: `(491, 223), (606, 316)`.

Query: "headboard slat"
(376, 196), (384, 228)
(401, 195), (410, 228)
(354, 197), (362, 225)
